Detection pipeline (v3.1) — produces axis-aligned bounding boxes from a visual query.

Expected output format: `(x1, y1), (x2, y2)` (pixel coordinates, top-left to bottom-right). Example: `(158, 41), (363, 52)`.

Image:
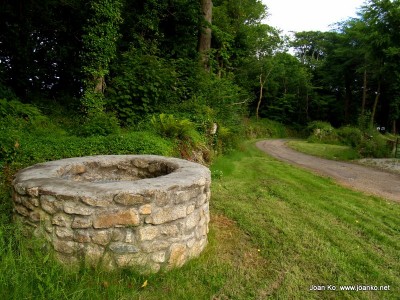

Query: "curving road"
(256, 139), (400, 202)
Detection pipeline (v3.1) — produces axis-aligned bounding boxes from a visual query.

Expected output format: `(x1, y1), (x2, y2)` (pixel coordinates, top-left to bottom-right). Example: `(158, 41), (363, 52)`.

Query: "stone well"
(12, 155), (210, 273)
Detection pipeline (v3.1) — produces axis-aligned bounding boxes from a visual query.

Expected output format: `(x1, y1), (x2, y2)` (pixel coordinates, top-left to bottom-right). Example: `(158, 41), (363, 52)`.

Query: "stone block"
(114, 193), (146, 206)
(81, 195), (113, 207)
(92, 230), (111, 246)
(64, 201), (93, 216)
(53, 239), (76, 254)
(52, 213), (72, 227)
(71, 216), (92, 229)
(109, 242), (139, 254)
(74, 230), (91, 243)
(26, 187), (39, 197)
(139, 204), (152, 215)
(168, 243), (186, 268)
(138, 226), (159, 241)
(93, 209), (140, 228)
(55, 227), (74, 240)
(145, 205), (186, 225)
(41, 195), (62, 215)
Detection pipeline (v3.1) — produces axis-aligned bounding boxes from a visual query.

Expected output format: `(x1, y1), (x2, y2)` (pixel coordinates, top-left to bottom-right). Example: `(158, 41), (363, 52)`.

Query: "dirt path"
(256, 139), (400, 202)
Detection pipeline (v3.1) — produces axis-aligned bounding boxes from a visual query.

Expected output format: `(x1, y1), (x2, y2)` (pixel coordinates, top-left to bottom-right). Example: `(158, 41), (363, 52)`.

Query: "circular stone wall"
(12, 155), (211, 273)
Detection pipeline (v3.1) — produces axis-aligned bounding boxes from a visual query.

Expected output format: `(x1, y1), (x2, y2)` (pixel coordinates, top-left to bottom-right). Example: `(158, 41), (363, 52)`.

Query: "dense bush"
(336, 126), (362, 147)
(305, 121), (391, 158)
(79, 112), (121, 137)
(244, 118), (291, 139)
(356, 129), (391, 158)
(306, 121), (339, 144)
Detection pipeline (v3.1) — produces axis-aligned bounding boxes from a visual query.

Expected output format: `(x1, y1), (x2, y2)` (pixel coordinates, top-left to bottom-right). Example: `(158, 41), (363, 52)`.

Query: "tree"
(81, 0), (123, 114)
(199, 0), (213, 71)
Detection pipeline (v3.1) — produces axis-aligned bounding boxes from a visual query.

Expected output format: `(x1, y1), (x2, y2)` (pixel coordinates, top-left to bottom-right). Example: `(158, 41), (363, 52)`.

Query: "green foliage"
(150, 114), (196, 140)
(306, 121), (339, 144)
(288, 141), (360, 161)
(356, 129), (391, 158)
(244, 118), (291, 139)
(336, 126), (363, 147)
(81, 0), (123, 112)
(305, 121), (391, 158)
(79, 111), (120, 137)
(107, 51), (179, 124)
(0, 98), (43, 121)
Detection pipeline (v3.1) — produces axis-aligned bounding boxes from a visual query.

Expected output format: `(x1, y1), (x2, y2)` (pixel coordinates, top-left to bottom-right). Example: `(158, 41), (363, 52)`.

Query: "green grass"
(1, 141), (399, 299)
(211, 142), (399, 299)
(287, 140), (360, 160)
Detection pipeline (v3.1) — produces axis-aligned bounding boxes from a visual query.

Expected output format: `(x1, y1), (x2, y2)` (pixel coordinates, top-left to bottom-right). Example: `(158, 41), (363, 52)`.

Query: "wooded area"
(0, 0), (399, 150)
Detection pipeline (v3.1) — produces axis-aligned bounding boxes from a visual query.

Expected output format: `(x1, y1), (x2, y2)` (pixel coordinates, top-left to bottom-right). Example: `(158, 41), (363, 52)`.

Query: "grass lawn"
(287, 140), (360, 160)
(1, 141), (399, 299)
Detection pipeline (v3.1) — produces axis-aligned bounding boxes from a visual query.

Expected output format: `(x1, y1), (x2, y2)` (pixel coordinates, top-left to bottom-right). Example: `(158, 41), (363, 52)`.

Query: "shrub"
(151, 114), (196, 140)
(336, 126), (362, 147)
(79, 112), (120, 137)
(306, 121), (339, 144)
(356, 129), (391, 158)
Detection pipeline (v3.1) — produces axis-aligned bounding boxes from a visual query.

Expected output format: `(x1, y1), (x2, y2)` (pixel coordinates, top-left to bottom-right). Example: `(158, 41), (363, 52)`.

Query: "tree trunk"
(198, 0), (212, 71)
(256, 74), (265, 120)
(370, 80), (381, 127)
(94, 75), (105, 94)
(361, 68), (367, 116)
(344, 74), (352, 124)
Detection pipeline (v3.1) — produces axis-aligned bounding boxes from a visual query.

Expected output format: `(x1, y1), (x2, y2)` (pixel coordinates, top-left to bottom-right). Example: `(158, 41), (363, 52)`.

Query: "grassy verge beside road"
(1, 141), (399, 299)
(287, 140), (360, 161)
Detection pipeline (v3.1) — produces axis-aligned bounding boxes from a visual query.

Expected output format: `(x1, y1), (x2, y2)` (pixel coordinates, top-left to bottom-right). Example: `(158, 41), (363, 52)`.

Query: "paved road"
(256, 139), (400, 202)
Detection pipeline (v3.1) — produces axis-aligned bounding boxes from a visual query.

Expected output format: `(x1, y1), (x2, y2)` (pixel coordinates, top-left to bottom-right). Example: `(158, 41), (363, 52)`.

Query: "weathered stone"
(114, 254), (138, 268)
(138, 226), (159, 241)
(160, 224), (179, 237)
(186, 238), (196, 249)
(114, 193), (145, 206)
(109, 242), (139, 254)
(168, 243), (186, 268)
(71, 164), (86, 174)
(153, 190), (169, 207)
(93, 209), (140, 228)
(12, 155), (210, 273)
(141, 240), (171, 253)
(53, 239), (76, 254)
(188, 239), (207, 258)
(125, 229), (134, 243)
(52, 213), (71, 227)
(100, 252), (116, 270)
(64, 201), (93, 216)
(139, 204), (152, 215)
(14, 183), (26, 195)
(186, 211), (200, 231)
(21, 196), (35, 210)
(41, 195), (61, 214)
(81, 195), (113, 207)
(55, 252), (78, 266)
(26, 187), (39, 197)
(92, 230), (111, 246)
(85, 244), (104, 264)
(195, 193), (208, 208)
(71, 216), (92, 229)
(29, 210), (41, 223)
(111, 228), (126, 242)
(145, 206), (186, 225)
(13, 193), (22, 204)
(74, 230), (91, 243)
(14, 205), (29, 217)
(186, 204), (195, 215)
(55, 227), (74, 240)
(151, 251), (166, 263)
